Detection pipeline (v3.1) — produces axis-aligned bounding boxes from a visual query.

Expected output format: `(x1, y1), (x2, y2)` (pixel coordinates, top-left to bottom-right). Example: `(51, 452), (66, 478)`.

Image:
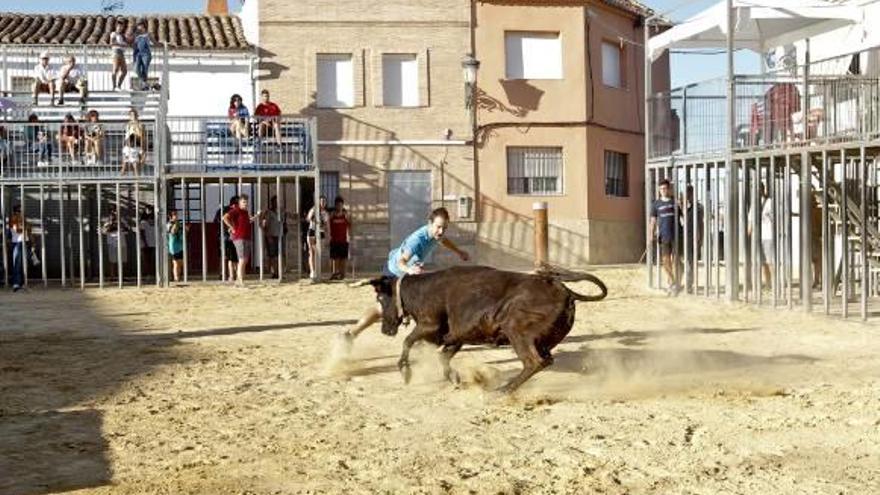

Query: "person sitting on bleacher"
(122, 133), (144, 175)
(58, 113), (82, 164)
(84, 110), (105, 166)
(32, 51), (57, 106)
(26, 114), (52, 166)
(57, 56), (88, 106)
(255, 89), (282, 146)
(228, 94), (250, 141)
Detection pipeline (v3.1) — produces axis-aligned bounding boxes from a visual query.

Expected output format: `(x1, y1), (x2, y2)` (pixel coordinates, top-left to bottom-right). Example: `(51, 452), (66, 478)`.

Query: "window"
(317, 54), (354, 108)
(604, 150), (628, 197)
(602, 41), (623, 88)
(507, 147), (563, 195)
(382, 54), (419, 107)
(505, 32), (562, 80)
(11, 76), (32, 93)
(321, 171), (340, 209)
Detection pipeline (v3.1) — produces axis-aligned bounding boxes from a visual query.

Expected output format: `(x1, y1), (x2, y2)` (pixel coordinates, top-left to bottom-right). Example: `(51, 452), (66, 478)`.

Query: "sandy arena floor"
(1, 266), (879, 494)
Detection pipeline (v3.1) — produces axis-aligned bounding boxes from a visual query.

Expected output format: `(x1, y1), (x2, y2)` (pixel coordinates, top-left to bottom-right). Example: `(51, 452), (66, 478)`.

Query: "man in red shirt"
(222, 194), (258, 287)
(328, 196), (352, 280)
(255, 89), (282, 145)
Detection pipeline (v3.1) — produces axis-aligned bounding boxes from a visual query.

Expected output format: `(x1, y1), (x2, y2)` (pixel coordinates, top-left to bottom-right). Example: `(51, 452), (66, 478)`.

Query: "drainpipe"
(644, 12), (655, 287)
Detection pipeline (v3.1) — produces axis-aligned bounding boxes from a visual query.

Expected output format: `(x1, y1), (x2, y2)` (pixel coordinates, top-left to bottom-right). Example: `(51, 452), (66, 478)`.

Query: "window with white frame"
(317, 54), (354, 108)
(602, 40), (623, 88)
(507, 147), (563, 195)
(382, 54), (419, 107)
(604, 150), (628, 197)
(505, 32), (562, 80)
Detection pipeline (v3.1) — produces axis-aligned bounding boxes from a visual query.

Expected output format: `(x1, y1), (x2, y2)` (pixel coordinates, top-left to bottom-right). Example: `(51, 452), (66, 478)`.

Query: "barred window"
(604, 150), (628, 197)
(507, 147), (563, 195)
(321, 171), (340, 208)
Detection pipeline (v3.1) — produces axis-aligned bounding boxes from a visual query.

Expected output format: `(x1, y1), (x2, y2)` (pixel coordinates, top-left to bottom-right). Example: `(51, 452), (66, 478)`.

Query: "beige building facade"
(257, 0), (476, 271)
(474, 0), (668, 268)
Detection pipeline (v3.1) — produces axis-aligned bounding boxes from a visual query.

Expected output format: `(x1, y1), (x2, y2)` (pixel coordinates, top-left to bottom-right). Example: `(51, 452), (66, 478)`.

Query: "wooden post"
(533, 202), (548, 269)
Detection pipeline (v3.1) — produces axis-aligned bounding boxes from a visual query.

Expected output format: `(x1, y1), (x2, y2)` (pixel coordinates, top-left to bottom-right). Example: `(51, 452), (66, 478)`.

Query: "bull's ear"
(368, 277), (391, 295)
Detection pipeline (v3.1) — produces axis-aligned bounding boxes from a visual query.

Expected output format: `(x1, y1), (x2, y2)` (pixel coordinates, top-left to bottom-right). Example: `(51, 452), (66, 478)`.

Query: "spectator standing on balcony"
(132, 21), (152, 91)
(32, 51), (57, 106)
(328, 196), (351, 280)
(123, 108), (146, 174)
(57, 56), (88, 105)
(0, 125), (9, 164)
(58, 113), (82, 164)
(306, 195), (329, 281)
(214, 195), (240, 283)
(255, 89), (282, 146)
(228, 94), (250, 141)
(223, 194), (258, 287)
(84, 110), (104, 165)
(8, 205), (29, 292)
(166, 209), (186, 283)
(110, 22), (129, 90)
(26, 114), (52, 166)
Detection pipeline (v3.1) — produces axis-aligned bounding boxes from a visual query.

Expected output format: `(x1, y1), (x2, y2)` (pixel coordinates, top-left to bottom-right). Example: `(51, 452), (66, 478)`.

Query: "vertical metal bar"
(116, 182), (122, 289)
(755, 157), (762, 305)
(861, 146), (868, 321)
(39, 184), (47, 286)
(154, 181), (161, 287)
(739, 159), (747, 303)
(220, 177), (226, 282)
(238, 177), (243, 277)
(785, 154), (793, 309)
(771, 155), (778, 308)
(681, 87), (688, 155)
(258, 176), (264, 281)
(58, 183), (66, 287)
(822, 150), (830, 314)
(135, 183), (142, 288)
(646, 164), (654, 289)
(21, 184), (28, 287)
(314, 168), (322, 280)
(181, 177), (188, 283)
(201, 178), (207, 282)
(725, 0), (738, 302)
(277, 175), (283, 282)
(97, 183), (104, 288)
(681, 164), (689, 294)
(715, 162), (721, 299)
(842, 150), (849, 318)
(78, 183), (84, 289)
(0, 185), (6, 288)
(801, 152), (813, 312)
(296, 175), (302, 279)
(704, 163), (711, 296)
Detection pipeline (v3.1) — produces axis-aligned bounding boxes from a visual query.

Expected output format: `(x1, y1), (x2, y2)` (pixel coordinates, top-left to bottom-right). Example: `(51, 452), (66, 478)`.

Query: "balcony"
(648, 72), (880, 162)
(165, 116), (315, 176)
(0, 120), (158, 181)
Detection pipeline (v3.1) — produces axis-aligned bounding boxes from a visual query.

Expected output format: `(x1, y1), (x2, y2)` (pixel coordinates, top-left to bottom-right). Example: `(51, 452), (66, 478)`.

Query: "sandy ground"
(1, 266), (879, 495)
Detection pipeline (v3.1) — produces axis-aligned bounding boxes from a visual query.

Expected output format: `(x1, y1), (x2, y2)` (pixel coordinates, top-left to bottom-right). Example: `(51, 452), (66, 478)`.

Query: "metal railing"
(649, 58), (880, 160)
(166, 115), (315, 173)
(0, 120), (158, 180)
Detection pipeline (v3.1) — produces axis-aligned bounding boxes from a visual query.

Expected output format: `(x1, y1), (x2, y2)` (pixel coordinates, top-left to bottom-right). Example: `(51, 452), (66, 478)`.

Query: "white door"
(388, 171), (432, 253)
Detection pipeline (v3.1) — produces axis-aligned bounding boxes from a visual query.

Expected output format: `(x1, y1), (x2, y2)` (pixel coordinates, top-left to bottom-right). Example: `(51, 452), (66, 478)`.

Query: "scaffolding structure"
(1, 44), (320, 289)
(644, 3), (880, 320)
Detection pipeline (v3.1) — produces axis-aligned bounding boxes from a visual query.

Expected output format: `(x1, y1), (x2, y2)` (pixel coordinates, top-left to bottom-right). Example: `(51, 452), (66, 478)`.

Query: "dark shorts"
(265, 236), (279, 258)
(659, 241), (674, 256)
(233, 239), (252, 260)
(223, 239), (238, 262)
(307, 229), (325, 240)
(329, 241), (349, 260)
(171, 251), (183, 261)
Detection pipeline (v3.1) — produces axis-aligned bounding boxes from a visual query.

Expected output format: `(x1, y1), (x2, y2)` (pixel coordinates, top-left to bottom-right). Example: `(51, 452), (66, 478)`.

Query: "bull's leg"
(398, 324), (438, 384)
(440, 343), (463, 385)
(497, 334), (550, 393)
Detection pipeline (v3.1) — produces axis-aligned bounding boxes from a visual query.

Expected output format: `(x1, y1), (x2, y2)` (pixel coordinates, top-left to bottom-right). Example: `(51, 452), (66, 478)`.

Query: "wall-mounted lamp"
(461, 53), (480, 110)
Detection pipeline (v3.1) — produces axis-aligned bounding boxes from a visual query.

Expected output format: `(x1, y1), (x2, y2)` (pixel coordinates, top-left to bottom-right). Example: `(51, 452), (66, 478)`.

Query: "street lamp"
(462, 54), (480, 110)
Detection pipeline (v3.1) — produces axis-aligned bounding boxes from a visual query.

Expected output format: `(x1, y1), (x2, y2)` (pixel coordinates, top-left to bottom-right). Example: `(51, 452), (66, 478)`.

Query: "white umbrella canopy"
(648, 0), (862, 60)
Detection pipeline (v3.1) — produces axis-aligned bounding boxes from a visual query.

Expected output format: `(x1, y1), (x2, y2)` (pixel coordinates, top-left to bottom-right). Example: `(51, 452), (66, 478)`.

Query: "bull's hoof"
(401, 365), (413, 384)
(444, 368), (461, 386)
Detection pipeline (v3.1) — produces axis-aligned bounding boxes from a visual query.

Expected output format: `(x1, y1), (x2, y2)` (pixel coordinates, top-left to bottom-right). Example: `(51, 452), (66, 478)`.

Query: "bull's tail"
(533, 262), (608, 302)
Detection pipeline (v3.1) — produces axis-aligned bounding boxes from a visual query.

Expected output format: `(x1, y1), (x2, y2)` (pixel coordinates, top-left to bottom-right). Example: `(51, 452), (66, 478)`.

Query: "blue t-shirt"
(651, 198), (677, 243)
(386, 225), (438, 277)
(133, 33), (151, 56)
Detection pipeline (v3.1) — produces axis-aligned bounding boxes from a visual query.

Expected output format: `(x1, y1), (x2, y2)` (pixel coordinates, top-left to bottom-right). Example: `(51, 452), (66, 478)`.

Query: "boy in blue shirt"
(649, 179), (680, 295)
(344, 207), (468, 343)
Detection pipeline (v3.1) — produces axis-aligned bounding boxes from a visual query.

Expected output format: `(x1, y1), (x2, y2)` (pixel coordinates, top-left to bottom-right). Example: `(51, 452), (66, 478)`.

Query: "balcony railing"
(166, 115), (315, 174)
(648, 73), (880, 160)
(0, 120), (158, 180)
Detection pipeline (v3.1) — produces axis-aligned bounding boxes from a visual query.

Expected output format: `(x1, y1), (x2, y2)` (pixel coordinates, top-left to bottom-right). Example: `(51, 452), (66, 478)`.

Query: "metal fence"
(0, 120), (158, 180)
(649, 70), (880, 159)
(166, 115), (315, 173)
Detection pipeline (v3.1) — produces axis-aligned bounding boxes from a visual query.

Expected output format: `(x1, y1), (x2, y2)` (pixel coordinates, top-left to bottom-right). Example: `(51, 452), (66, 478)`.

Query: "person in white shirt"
(58, 55), (88, 105)
(109, 23), (129, 90)
(748, 183), (774, 289)
(32, 51), (57, 106)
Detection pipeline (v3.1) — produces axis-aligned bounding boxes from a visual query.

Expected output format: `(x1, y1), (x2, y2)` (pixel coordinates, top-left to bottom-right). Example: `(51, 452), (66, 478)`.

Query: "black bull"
(368, 265), (608, 392)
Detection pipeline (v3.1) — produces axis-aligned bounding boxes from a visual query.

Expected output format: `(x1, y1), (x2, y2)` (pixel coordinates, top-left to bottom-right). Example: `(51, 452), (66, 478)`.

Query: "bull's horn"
(348, 279), (372, 288)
